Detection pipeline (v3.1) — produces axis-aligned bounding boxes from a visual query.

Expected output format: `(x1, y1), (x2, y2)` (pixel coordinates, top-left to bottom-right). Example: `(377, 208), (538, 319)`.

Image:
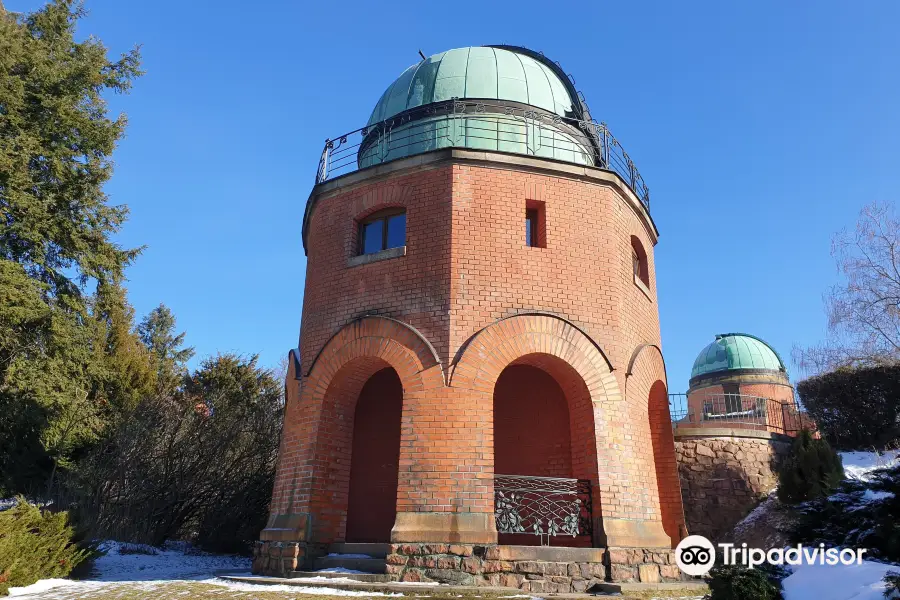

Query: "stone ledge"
(304, 147), (659, 254)
(495, 545), (606, 563)
(347, 245), (407, 267)
(673, 426), (792, 441)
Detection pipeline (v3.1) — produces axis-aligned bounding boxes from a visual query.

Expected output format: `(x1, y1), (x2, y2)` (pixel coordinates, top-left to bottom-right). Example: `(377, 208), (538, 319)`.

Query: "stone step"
(287, 571), (392, 583)
(313, 556), (387, 574)
(327, 543), (391, 558)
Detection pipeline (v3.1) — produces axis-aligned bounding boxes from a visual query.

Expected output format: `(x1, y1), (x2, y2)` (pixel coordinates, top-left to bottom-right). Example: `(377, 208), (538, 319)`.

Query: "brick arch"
(451, 313), (634, 547)
(305, 315), (443, 386)
(624, 342), (686, 548)
(265, 316), (445, 545)
(625, 343), (667, 386)
(450, 313), (617, 397)
(351, 183), (415, 217)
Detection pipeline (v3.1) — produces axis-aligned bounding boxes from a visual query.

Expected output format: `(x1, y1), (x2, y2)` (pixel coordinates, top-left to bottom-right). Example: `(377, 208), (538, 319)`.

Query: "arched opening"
(346, 367), (403, 542)
(493, 355), (599, 547)
(648, 379), (682, 547)
(631, 235), (649, 288)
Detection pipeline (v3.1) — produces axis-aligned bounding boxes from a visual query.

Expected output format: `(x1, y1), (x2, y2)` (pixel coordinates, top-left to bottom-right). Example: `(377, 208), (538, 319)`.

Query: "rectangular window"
(525, 201), (545, 248)
(358, 210), (406, 255)
(526, 209), (538, 247)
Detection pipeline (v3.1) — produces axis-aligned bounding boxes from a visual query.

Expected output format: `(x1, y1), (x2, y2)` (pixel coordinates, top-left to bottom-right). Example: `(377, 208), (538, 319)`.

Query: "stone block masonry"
(675, 430), (791, 541)
(252, 541), (322, 577)
(384, 544), (685, 591)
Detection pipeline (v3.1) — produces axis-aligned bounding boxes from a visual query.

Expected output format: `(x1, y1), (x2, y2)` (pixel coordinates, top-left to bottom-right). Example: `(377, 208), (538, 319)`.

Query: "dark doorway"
(346, 368), (403, 542)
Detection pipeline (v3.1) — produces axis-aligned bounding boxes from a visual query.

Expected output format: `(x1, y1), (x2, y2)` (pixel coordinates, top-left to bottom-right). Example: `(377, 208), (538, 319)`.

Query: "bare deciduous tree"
(795, 202), (900, 374)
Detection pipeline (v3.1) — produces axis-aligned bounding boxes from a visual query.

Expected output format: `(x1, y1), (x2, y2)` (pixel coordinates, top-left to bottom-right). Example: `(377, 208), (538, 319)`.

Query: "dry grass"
(12, 579), (709, 600)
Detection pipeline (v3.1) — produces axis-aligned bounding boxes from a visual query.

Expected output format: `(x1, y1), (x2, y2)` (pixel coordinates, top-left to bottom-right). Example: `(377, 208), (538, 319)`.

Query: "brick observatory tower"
(255, 46), (688, 589)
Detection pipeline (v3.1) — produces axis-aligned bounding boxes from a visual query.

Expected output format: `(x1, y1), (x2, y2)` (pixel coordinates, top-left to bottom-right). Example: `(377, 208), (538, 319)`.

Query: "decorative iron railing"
(669, 393), (813, 436)
(494, 474), (592, 546)
(314, 99), (651, 212)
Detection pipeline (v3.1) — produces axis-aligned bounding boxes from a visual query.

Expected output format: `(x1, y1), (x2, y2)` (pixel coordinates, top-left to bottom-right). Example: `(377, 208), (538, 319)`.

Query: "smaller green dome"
(690, 333), (786, 379)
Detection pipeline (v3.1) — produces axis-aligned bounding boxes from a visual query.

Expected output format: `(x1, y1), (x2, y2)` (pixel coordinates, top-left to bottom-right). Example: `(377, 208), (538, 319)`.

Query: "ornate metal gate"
(494, 474), (593, 546)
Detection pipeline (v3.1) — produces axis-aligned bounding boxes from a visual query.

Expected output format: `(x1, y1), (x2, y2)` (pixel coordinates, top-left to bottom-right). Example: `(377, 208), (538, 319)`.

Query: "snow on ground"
(861, 489), (896, 502)
(325, 553), (372, 559)
(202, 577), (402, 595)
(841, 450), (900, 481)
(6, 541), (407, 599)
(783, 559), (898, 600)
(316, 568), (369, 574)
(9, 577), (406, 598)
(84, 540), (250, 581)
(0, 497), (17, 511)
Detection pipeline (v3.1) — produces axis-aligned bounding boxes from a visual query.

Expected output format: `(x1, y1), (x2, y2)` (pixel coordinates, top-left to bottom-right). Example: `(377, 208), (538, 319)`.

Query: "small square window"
(358, 209), (406, 255)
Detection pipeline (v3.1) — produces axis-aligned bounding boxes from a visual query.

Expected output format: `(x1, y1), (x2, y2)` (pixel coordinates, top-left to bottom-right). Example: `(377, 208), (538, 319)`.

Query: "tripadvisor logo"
(675, 535), (869, 576)
(675, 535), (716, 576)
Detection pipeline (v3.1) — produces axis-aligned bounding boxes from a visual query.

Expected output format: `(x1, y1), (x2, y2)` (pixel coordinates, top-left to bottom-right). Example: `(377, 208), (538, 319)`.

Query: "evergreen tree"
(777, 429), (845, 504)
(0, 0), (143, 495)
(138, 304), (194, 395)
(0, 0), (142, 306)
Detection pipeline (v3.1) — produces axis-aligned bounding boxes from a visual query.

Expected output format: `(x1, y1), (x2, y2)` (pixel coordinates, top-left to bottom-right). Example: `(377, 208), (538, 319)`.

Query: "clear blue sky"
(9, 0), (900, 391)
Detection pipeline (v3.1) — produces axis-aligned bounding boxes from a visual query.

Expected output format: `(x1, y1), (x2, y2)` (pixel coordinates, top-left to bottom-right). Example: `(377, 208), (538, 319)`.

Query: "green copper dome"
(357, 46), (598, 169)
(690, 334), (787, 379)
(366, 46), (578, 126)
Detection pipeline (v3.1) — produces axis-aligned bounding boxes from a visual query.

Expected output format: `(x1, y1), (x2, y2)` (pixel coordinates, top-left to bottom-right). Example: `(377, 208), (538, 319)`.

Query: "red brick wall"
(649, 380), (683, 546)
(300, 167), (454, 369)
(494, 365), (573, 478)
(267, 157), (681, 548)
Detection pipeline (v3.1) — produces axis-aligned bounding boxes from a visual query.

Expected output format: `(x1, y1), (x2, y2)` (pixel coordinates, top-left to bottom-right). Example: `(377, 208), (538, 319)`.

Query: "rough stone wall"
(675, 434), (791, 541)
(385, 543), (684, 591)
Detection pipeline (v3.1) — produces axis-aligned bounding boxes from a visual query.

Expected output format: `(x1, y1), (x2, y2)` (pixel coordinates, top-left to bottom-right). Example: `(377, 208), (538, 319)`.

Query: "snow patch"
(861, 489), (895, 502)
(782, 559), (898, 600)
(326, 553), (373, 559)
(316, 567), (369, 574)
(7, 579), (74, 597)
(202, 577), (403, 595)
(732, 493), (776, 537)
(842, 450), (900, 482)
(87, 540), (249, 581)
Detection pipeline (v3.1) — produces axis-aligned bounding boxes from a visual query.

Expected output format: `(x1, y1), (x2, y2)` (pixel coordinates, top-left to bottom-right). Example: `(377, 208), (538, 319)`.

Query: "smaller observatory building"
(672, 334), (808, 542)
(255, 46), (690, 589)
(685, 333), (794, 432)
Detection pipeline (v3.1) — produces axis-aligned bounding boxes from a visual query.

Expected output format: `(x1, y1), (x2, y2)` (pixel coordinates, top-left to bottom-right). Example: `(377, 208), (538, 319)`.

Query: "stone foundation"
(674, 428), (791, 541)
(386, 544), (684, 591)
(252, 541), (326, 577)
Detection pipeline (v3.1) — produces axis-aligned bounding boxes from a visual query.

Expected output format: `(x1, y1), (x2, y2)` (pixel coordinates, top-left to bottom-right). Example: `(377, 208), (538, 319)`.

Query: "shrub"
(705, 564), (783, 600)
(797, 365), (900, 450)
(884, 571), (900, 598)
(791, 463), (900, 563)
(72, 354), (282, 553)
(0, 498), (88, 596)
(883, 571), (900, 598)
(777, 429), (844, 504)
